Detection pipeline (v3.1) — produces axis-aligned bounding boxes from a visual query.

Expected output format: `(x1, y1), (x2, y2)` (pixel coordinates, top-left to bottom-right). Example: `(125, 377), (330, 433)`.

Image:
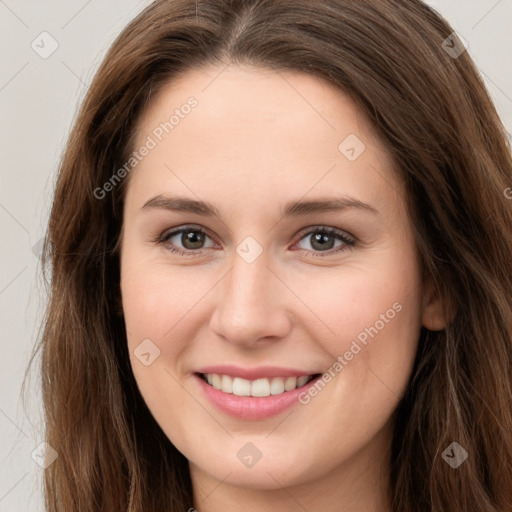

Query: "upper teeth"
(204, 374), (312, 397)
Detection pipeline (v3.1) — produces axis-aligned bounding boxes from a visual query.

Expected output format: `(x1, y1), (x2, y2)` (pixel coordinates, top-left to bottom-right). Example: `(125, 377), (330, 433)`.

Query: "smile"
(194, 365), (324, 419)
(200, 373), (319, 397)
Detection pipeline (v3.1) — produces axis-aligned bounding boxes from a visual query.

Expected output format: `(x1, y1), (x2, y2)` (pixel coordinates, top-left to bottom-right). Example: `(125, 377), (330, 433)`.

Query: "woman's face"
(120, 64), (440, 500)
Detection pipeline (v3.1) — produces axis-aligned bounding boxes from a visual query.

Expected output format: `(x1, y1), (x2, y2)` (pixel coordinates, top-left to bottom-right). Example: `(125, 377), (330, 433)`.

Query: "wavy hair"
(24, 0), (512, 510)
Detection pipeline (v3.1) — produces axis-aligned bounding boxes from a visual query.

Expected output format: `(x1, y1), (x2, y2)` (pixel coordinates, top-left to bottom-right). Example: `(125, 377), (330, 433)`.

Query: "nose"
(209, 250), (292, 348)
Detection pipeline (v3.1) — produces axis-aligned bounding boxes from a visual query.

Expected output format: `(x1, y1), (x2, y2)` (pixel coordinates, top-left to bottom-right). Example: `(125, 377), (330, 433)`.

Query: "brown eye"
(295, 227), (355, 256)
(158, 225), (216, 255)
(180, 229), (206, 250)
(309, 232), (337, 251)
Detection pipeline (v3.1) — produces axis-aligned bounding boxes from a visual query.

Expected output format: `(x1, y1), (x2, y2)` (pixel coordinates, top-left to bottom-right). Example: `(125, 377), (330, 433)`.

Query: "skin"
(119, 63), (446, 512)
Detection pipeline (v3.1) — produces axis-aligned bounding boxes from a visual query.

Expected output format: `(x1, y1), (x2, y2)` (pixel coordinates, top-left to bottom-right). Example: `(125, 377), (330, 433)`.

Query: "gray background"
(1, 1), (511, 510)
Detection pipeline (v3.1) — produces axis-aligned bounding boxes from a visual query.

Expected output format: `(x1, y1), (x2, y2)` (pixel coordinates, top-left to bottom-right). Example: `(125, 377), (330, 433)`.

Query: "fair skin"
(120, 64), (445, 512)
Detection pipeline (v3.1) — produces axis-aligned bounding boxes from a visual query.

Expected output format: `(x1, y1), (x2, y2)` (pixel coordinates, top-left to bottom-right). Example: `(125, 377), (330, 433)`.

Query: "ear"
(421, 277), (453, 331)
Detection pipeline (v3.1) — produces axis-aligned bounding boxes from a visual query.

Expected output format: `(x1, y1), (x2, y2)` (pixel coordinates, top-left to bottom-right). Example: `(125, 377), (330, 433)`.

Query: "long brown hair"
(24, 0), (512, 510)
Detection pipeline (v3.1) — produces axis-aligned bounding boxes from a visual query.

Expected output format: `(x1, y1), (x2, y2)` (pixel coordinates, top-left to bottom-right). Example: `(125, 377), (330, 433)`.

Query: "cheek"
(292, 252), (421, 347)
(281, 258), (422, 461)
(291, 249), (423, 399)
(121, 254), (222, 405)
(120, 257), (205, 447)
(121, 252), (207, 343)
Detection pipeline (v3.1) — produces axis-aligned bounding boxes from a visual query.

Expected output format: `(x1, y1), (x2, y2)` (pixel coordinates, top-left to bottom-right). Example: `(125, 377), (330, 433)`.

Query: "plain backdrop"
(1, 1), (511, 510)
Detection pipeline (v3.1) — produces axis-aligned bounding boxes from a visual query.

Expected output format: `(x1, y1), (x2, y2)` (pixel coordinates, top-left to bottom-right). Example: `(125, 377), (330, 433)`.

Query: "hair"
(23, 0), (512, 510)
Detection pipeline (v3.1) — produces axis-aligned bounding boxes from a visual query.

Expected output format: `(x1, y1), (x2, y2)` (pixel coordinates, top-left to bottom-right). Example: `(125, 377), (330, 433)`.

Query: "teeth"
(251, 378), (270, 397)
(221, 374), (233, 393)
(212, 374), (221, 389)
(297, 375), (309, 387)
(284, 376), (297, 391)
(203, 373), (314, 397)
(270, 377), (285, 395)
(232, 377), (251, 396)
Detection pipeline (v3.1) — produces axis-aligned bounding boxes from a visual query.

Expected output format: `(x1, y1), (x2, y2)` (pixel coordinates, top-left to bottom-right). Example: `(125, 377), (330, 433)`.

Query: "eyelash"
(153, 224), (356, 258)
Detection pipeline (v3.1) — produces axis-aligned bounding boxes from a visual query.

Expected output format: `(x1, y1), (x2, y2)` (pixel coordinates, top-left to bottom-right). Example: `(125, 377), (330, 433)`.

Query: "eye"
(154, 224), (355, 257)
(155, 225), (217, 256)
(293, 226), (355, 257)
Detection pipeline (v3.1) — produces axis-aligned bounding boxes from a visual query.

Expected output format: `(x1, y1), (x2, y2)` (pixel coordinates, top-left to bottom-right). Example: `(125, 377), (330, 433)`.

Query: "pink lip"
(196, 365), (315, 380)
(194, 373), (322, 421)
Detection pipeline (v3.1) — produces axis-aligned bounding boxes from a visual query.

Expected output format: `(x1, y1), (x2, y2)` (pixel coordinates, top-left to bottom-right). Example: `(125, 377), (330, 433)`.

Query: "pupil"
(183, 230), (204, 249)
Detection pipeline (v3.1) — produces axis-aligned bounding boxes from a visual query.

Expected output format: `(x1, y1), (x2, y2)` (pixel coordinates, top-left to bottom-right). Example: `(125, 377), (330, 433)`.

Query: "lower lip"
(195, 374), (321, 420)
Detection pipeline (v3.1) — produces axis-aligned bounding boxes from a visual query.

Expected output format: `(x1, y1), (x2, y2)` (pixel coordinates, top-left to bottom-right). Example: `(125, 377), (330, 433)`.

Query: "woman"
(28, 0), (512, 510)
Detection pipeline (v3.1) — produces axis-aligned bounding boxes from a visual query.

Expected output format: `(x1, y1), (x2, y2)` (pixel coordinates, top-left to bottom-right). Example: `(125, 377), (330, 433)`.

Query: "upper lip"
(196, 365), (320, 380)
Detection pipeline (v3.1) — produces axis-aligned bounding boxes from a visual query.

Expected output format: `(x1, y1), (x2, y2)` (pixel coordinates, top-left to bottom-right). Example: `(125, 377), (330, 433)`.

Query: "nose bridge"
(210, 246), (290, 344)
(224, 250), (272, 321)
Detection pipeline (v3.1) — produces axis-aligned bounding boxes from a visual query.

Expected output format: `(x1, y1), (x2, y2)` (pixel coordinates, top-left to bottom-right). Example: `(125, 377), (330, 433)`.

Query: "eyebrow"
(141, 194), (379, 218)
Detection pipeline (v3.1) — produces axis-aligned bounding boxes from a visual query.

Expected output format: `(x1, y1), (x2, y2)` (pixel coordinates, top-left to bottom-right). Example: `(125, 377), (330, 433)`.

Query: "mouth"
(196, 372), (322, 397)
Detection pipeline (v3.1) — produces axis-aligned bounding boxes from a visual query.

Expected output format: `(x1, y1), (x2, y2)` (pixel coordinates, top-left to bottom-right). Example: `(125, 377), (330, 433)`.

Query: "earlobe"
(421, 278), (454, 331)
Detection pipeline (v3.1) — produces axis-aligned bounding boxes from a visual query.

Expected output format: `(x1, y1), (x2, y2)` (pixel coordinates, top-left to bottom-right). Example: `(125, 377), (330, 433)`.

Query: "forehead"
(126, 64), (401, 215)
(138, 64), (368, 133)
